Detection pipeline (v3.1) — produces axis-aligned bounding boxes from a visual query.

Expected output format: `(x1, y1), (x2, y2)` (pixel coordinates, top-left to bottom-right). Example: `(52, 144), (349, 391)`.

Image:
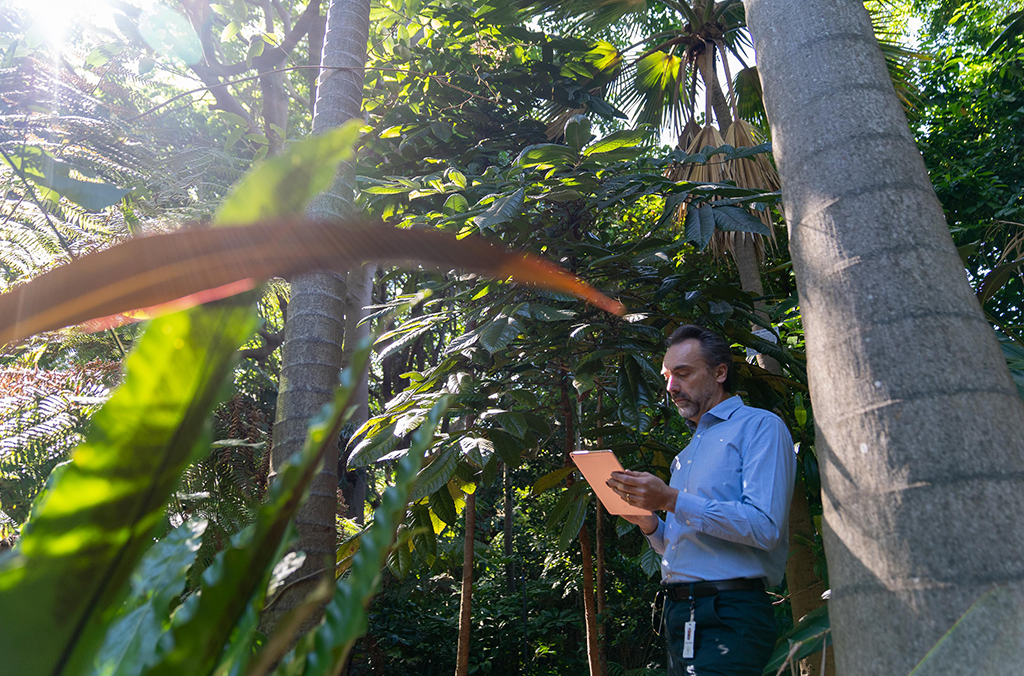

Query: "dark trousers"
(665, 590), (777, 676)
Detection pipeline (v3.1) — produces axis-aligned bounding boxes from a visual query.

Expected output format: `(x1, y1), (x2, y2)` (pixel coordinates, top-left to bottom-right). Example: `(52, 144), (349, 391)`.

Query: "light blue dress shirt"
(645, 395), (796, 587)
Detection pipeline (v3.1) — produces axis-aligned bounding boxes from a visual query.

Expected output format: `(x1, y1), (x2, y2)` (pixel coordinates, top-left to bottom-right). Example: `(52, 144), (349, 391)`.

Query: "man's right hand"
(621, 512), (659, 535)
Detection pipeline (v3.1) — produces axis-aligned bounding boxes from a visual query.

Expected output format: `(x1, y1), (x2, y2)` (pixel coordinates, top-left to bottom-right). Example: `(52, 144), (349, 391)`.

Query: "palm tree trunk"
(745, 1), (1024, 673)
(455, 490), (476, 676)
(261, 0), (371, 638)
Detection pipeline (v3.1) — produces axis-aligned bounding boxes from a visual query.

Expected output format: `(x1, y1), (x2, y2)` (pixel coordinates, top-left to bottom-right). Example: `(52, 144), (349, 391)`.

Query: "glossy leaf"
(409, 442), (461, 503)
(557, 493), (590, 552)
(347, 423), (401, 469)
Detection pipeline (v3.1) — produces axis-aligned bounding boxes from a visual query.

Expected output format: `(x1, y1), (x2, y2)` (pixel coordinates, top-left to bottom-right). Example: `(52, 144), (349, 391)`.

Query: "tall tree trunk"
(261, 0), (371, 638)
(455, 490), (476, 676)
(745, 1), (1024, 674)
(695, 41), (732, 132)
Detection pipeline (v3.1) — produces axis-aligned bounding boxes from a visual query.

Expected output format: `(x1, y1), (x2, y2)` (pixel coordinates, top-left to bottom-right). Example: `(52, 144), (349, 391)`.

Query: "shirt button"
(687, 460), (692, 464)
(683, 489), (687, 493)
(685, 520), (691, 525)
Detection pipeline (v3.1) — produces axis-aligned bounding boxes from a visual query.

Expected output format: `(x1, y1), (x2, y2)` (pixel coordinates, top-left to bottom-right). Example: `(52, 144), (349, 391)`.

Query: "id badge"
(682, 619), (696, 659)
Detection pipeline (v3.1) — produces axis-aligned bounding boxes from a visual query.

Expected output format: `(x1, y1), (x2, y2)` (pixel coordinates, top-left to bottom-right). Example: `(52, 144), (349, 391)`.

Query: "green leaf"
(711, 205), (771, 236)
(85, 43), (125, 68)
(637, 546), (661, 577)
(0, 151), (129, 211)
(472, 188), (525, 230)
(493, 411), (528, 439)
(582, 130), (647, 160)
(615, 516), (634, 537)
(616, 355), (650, 429)
(485, 429), (522, 467)
(0, 123), (362, 676)
(429, 485), (458, 527)
(514, 143), (579, 168)
(246, 39), (264, 61)
(564, 114), (592, 153)
(443, 193), (468, 215)
(477, 315), (521, 352)
(0, 302), (258, 676)
(92, 520), (207, 676)
(762, 605), (830, 674)
(558, 493), (590, 552)
(347, 423), (401, 468)
(683, 204), (716, 250)
(138, 57), (156, 76)
(409, 442), (460, 502)
(532, 466), (576, 495)
(221, 21), (240, 42)
(445, 168), (467, 189)
(217, 120), (361, 223)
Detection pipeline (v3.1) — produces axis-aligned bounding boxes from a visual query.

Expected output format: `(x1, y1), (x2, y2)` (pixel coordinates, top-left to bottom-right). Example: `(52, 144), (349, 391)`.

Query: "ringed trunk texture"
(745, 0), (1024, 673)
(455, 490), (476, 676)
(262, 0), (372, 637)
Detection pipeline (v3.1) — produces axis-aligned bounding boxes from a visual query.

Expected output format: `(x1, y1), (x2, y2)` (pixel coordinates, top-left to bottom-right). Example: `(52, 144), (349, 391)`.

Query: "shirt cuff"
(673, 491), (709, 532)
(644, 517), (667, 554)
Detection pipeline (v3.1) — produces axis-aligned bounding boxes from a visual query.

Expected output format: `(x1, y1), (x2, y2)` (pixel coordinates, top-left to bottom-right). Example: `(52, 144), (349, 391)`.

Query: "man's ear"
(714, 362), (728, 386)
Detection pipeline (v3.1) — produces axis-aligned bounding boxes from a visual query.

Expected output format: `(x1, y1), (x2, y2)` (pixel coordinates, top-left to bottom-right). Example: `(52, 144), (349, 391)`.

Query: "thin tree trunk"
(340, 262), (376, 523)
(579, 524), (602, 676)
(594, 393), (608, 675)
(455, 490), (476, 676)
(695, 41), (732, 133)
(261, 0), (371, 638)
(745, 1), (1024, 673)
(504, 462), (515, 592)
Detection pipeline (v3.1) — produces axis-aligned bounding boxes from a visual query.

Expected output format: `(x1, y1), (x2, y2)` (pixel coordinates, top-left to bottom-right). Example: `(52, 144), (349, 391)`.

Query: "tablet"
(570, 450), (653, 516)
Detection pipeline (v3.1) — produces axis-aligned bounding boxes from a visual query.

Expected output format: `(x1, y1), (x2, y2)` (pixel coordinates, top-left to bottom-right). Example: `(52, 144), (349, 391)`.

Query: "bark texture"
(340, 263), (376, 523)
(745, 1), (1024, 673)
(579, 524), (603, 676)
(262, 0), (371, 636)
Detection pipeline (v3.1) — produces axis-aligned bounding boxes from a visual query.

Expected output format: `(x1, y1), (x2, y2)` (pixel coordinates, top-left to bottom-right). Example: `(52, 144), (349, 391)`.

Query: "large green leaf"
(582, 130), (648, 162)
(514, 144), (579, 168)
(477, 315), (522, 352)
(145, 344), (371, 676)
(0, 120), (363, 676)
(712, 205), (771, 236)
(532, 466), (577, 495)
(91, 521), (207, 676)
(684, 204), (717, 250)
(558, 493), (590, 552)
(0, 300), (258, 676)
(347, 423), (401, 469)
(408, 441), (461, 502)
(472, 188), (525, 230)
(564, 114), (592, 153)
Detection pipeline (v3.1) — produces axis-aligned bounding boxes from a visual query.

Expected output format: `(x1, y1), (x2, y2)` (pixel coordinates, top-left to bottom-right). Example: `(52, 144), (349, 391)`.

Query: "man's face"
(660, 339), (726, 422)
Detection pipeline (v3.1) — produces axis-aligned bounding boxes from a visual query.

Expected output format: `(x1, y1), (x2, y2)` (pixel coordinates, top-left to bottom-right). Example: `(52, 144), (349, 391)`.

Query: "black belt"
(663, 578), (765, 601)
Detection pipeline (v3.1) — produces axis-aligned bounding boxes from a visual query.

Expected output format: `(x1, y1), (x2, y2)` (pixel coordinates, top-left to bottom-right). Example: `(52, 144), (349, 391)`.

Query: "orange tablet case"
(570, 450), (654, 516)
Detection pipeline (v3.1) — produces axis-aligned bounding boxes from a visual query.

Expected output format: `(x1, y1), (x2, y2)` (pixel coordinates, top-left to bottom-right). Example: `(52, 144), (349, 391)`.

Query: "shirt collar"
(685, 394), (742, 430)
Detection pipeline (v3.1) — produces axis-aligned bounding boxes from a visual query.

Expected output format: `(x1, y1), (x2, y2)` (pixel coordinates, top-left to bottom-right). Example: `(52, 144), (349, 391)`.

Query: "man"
(607, 325), (795, 676)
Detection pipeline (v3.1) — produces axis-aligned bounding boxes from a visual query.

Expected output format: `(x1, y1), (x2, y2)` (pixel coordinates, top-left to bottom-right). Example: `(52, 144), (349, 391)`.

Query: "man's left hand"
(607, 470), (678, 513)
